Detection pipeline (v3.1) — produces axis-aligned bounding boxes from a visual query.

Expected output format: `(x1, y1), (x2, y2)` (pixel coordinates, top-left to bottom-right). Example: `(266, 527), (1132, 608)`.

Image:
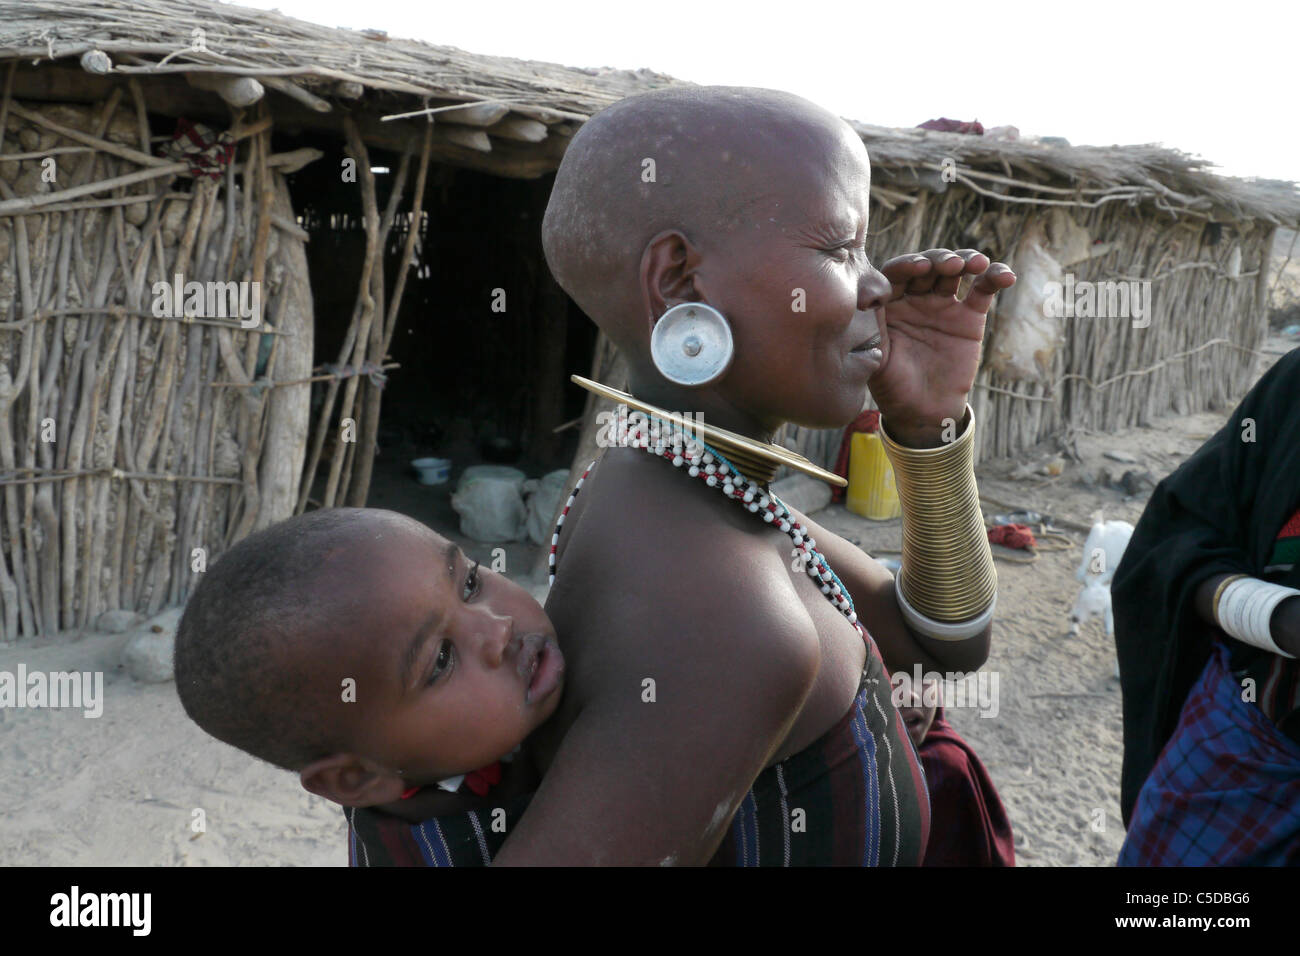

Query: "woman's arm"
(1193, 573), (1300, 657)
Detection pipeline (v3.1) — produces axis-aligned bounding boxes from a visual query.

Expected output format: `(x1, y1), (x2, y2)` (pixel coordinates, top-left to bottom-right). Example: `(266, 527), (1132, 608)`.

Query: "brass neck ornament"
(570, 375), (847, 488)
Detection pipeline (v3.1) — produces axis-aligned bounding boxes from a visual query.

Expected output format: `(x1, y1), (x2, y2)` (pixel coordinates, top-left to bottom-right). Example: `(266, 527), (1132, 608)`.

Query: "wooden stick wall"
(0, 81), (323, 639)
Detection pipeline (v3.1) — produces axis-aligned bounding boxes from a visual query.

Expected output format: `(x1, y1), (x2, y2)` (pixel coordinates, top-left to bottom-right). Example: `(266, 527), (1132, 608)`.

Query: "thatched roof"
(0, 0), (677, 124)
(850, 122), (1300, 227)
(2, 0), (1297, 223)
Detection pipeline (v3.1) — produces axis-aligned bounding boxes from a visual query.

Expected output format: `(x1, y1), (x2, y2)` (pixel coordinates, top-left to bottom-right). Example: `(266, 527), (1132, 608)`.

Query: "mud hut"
(0, 0), (675, 639)
(852, 124), (1300, 461)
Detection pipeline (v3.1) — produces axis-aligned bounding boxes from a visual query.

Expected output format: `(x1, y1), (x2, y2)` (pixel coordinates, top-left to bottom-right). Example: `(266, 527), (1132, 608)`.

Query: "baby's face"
(340, 521), (564, 785)
(701, 121), (893, 430)
(898, 678), (938, 750)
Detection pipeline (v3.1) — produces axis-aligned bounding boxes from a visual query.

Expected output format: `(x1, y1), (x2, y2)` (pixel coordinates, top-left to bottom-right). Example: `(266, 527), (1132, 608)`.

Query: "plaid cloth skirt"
(1119, 641), (1300, 866)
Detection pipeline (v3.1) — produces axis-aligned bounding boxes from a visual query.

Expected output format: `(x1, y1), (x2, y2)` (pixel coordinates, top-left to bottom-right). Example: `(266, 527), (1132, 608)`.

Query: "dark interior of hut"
(279, 135), (596, 533)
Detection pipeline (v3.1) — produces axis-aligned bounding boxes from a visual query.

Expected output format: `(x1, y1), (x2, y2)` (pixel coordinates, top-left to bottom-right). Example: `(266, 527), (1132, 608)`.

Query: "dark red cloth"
(918, 707), (1016, 866)
(831, 410), (880, 503)
(987, 523), (1036, 550)
(397, 760), (502, 801)
(463, 762), (502, 797)
(917, 118), (985, 136)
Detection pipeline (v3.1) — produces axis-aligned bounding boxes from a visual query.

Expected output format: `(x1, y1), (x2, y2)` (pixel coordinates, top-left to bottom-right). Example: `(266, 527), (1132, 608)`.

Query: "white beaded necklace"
(548, 411), (864, 636)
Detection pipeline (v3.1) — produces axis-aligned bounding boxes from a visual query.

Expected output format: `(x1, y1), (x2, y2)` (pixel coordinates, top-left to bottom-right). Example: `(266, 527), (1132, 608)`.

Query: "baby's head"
(175, 508), (563, 808)
(543, 85), (890, 433)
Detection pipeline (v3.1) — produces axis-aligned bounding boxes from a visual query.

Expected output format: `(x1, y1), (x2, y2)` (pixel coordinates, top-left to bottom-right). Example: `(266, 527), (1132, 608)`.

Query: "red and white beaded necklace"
(548, 412), (864, 636)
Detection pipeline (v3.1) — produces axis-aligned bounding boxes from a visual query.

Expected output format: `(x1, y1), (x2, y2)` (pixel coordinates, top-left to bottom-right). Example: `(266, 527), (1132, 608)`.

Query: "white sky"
(235, 0), (1297, 184)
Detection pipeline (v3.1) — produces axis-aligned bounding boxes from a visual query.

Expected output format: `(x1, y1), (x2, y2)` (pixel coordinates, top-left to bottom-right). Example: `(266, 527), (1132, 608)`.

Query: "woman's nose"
(858, 263), (891, 313)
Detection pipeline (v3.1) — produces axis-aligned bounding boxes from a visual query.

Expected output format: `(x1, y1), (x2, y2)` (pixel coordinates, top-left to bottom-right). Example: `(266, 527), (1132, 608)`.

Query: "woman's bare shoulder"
(546, 449), (820, 701)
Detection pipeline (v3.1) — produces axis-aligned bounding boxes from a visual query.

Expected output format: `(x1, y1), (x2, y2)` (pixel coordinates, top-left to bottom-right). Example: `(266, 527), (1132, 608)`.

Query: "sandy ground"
(3, 336), (1295, 867)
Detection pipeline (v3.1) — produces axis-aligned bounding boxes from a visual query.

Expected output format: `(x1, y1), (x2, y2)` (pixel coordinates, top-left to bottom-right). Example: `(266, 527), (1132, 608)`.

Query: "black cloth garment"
(1113, 345), (1300, 826)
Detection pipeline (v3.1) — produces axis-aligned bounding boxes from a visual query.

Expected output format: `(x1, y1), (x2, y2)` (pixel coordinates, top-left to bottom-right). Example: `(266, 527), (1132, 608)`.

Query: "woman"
(348, 85), (1016, 866)
(496, 86), (1013, 865)
(1113, 345), (1300, 865)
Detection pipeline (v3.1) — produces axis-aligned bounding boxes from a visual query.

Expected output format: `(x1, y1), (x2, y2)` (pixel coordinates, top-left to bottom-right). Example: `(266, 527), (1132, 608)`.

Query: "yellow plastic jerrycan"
(846, 431), (901, 520)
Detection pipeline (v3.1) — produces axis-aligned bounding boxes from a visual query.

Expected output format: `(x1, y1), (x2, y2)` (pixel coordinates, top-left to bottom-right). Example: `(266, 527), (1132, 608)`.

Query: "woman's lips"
(847, 344), (883, 375)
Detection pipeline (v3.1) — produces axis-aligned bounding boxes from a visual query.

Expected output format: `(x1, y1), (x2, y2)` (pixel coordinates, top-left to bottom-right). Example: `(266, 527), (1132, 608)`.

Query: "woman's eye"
(427, 639), (453, 686)
(462, 561), (482, 601)
(826, 242), (867, 261)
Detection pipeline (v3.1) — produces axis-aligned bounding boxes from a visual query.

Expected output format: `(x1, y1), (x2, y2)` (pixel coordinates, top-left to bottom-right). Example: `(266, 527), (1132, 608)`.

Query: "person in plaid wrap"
(1114, 346), (1300, 865)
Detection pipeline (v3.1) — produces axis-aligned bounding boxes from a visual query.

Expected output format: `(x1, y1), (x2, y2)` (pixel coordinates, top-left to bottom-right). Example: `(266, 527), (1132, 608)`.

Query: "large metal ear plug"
(649, 302), (735, 387)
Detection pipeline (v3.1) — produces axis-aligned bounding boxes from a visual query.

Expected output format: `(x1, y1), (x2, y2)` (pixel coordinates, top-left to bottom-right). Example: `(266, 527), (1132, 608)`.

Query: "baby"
(174, 507), (564, 865)
(898, 677), (1015, 867)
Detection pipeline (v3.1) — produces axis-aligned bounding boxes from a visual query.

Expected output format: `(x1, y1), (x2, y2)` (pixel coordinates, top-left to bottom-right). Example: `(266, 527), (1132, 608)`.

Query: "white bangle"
(1217, 577), (1300, 659)
(894, 568), (996, 641)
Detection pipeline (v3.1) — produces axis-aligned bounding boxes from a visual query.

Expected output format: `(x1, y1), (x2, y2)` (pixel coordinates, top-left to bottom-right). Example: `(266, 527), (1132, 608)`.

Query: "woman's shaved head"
(542, 86), (865, 372)
(544, 85), (892, 436)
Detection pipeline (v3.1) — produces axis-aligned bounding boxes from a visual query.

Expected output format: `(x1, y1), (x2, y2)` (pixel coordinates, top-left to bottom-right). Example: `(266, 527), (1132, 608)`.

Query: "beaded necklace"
(548, 410), (865, 637)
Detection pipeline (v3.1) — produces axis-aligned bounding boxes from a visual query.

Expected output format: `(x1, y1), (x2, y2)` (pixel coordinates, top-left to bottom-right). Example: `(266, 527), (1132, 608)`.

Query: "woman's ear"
(300, 753), (407, 808)
(640, 229), (702, 333)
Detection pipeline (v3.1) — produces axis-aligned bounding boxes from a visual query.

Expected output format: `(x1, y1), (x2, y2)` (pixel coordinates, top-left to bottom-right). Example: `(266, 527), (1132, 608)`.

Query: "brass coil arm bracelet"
(879, 404), (997, 641)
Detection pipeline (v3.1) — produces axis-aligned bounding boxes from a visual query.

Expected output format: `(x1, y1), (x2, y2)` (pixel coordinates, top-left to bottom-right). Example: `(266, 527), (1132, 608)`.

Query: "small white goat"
(1075, 516), (1136, 588)
(1068, 516), (1135, 647)
(1069, 578), (1115, 638)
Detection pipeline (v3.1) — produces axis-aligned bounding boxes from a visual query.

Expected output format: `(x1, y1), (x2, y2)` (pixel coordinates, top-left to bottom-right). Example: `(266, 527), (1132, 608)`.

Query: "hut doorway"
(285, 145), (594, 540)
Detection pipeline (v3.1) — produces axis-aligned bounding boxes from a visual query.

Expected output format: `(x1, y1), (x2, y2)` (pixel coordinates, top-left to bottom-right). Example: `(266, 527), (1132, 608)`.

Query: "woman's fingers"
(933, 249), (990, 297)
(903, 249), (961, 296)
(880, 253), (933, 294)
(882, 249), (993, 298)
(961, 261), (1017, 315)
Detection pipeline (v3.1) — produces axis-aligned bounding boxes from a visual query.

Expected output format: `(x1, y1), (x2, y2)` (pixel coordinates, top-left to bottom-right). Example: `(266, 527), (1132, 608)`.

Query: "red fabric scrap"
(987, 523), (1036, 550)
(463, 761), (502, 797)
(162, 117), (236, 180)
(398, 760), (504, 800)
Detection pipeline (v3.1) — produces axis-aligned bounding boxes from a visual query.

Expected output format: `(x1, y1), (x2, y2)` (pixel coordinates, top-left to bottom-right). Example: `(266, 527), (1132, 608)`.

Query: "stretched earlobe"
(650, 302), (734, 387)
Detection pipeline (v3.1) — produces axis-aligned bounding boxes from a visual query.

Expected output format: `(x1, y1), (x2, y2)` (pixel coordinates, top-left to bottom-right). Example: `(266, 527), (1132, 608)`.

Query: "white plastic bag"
(525, 470), (571, 546)
(451, 466), (527, 543)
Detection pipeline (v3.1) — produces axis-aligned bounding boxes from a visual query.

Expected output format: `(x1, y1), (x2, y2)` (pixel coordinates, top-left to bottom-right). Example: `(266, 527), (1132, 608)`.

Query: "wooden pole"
(320, 115), (381, 510)
(347, 143), (414, 507)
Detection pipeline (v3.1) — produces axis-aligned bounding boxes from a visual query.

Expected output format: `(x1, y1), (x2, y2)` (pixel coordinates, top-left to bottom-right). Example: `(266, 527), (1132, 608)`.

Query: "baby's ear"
(300, 754), (405, 807)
